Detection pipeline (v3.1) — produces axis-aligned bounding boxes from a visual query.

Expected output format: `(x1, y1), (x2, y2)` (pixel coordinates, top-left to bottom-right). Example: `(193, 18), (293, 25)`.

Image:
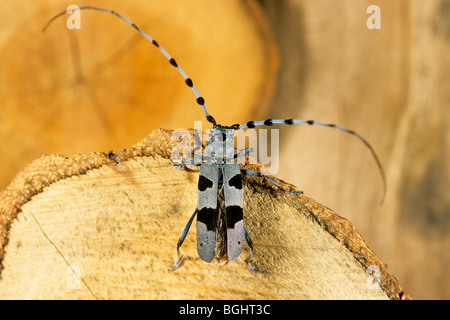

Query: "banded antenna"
(237, 118), (387, 203)
(43, 6), (217, 126)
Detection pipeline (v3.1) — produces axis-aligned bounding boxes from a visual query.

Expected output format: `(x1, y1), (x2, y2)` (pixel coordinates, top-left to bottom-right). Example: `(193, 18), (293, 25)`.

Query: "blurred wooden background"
(0, 0), (449, 299)
(260, 0), (450, 300)
(0, 0), (278, 188)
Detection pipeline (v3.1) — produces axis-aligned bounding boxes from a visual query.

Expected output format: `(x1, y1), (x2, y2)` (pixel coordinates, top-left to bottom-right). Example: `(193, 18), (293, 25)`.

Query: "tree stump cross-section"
(0, 128), (410, 299)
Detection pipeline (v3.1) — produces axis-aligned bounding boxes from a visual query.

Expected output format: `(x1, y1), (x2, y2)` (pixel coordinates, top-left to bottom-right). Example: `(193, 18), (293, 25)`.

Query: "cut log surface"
(0, 128), (409, 299)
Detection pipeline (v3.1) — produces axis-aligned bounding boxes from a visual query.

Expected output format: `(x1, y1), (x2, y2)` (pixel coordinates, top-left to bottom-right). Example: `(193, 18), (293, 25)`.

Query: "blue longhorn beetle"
(45, 7), (386, 273)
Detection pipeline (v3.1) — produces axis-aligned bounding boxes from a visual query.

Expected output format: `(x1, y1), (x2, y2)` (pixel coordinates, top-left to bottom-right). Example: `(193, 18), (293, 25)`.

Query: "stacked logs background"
(0, 0), (448, 299)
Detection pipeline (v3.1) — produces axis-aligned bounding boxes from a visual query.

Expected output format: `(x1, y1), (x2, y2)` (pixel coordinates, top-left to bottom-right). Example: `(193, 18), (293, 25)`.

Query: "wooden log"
(261, 0), (450, 299)
(0, 128), (409, 299)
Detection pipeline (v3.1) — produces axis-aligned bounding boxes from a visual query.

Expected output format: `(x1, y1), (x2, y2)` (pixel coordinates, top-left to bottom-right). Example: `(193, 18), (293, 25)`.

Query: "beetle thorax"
(204, 126), (235, 165)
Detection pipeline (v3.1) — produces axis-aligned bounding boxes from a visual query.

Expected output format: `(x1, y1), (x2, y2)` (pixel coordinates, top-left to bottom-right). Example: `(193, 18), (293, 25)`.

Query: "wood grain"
(0, 129), (409, 299)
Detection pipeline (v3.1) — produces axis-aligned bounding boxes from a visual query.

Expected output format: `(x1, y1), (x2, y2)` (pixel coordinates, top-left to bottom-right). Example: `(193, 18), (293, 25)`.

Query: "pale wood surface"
(0, 129), (409, 299)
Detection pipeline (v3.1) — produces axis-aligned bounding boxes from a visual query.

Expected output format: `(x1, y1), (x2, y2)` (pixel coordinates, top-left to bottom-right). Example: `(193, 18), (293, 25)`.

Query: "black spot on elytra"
(226, 205), (243, 229)
(228, 174), (242, 190)
(198, 207), (218, 231)
(198, 175), (214, 192)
